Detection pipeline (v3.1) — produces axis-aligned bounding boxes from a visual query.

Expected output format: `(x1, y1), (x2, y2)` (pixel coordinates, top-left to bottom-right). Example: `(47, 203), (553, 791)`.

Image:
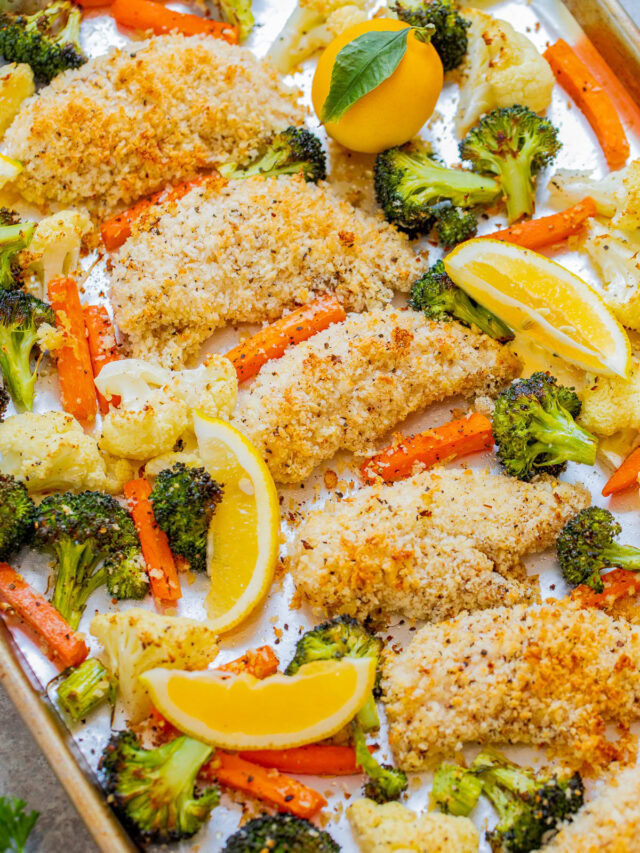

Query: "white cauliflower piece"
(168, 355), (237, 420)
(91, 608), (218, 724)
(581, 220), (640, 331)
(347, 799), (479, 853)
(100, 391), (188, 462)
(456, 9), (554, 136)
(143, 431), (202, 479)
(579, 360), (640, 437)
(549, 160), (640, 231)
(23, 209), (92, 292)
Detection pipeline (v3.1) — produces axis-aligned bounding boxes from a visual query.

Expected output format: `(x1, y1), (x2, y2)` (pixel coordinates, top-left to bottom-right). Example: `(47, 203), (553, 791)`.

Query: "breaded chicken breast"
(383, 600), (640, 772)
(234, 308), (520, 483)
(4, 35), (303, 217)
(290, 469), (589, 621)
(111, 177), (422, 367)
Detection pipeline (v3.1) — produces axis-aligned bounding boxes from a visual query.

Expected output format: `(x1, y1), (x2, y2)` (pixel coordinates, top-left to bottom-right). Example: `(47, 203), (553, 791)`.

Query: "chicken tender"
(383, 600), (640, 772)
(290, 469), (589, 621)
(234, 308), (520, 483)
(4, 35), (303, 217)
(111, 177), (422, 367)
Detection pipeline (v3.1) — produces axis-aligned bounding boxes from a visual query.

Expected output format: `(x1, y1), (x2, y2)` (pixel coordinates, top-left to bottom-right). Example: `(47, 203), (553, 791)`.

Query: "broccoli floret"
(33, 491), (148, 629)
(557, 506), (640, 592)
(222, 813), (339, 853)
(432, 201), (477, 247)
(431, 763), (483, 816)
(392, 0), (469, 71)
(101, 731), (218, 844)
(352, 719), (408, 804)
(0, 290), (55, 412)
(374, 144), (500, 237)
(409, 260), (514, 341)
(286, 615), (383, 731)
(218, 0), (254, 41)
(105, 547), (149, 600)
(219, 127), (326, 183)
(459, 106), (561, 223)
(149, 463), (223, 574)
(56, 658), (115, 722)
(0, 208), (35, 292)
(0, 1), (86, 84)
(492, 372), (598, 481)
(0, 473), (35, 561)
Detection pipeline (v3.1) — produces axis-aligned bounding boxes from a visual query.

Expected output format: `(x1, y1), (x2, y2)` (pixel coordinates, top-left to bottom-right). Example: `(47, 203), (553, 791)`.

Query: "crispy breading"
(290, 469), (590, 621)
(110, 177), (422, 367)
(383, 600), (640, 773)
(234, 308), (521, 483)
(4, 35), (304, 217)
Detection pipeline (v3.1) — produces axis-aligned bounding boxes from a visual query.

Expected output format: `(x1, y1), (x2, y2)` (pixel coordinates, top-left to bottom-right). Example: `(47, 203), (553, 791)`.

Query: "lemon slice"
(141, 659), (377, 749)
(0, 153), (22, 185)
(444, 239), (631, 378)
(193, 412), (279, 633)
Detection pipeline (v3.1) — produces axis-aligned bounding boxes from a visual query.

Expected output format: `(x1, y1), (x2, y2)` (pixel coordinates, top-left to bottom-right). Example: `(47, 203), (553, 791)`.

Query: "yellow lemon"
(0, 153), (22, 186)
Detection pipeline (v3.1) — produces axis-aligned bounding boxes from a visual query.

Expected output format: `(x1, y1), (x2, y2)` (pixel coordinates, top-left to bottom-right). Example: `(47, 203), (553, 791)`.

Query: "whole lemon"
(312, 18), (443, 154)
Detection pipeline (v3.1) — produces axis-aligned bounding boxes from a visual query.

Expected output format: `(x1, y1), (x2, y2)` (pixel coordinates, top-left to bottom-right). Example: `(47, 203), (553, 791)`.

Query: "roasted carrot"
(238, 745), (363, 776)
(47, 276), (97, 425)
(83, 305), (121, 414)
(226, 295), (347, 382)
(544, 39), (629, 170)
(572, 568), (640, 608)
(217, 645), (279, 679)
(361, 413), (494, 484)
(486, 198), (597, 250)
(0, 564), (88, 669)
(123, 479), (181, 604)
(110, 0), (237, 42)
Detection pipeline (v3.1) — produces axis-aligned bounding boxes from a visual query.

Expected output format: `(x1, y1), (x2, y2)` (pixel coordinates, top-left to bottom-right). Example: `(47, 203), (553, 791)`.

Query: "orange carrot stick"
(217, 645), (279, 679)
(0, 564), (88, 669)
(571, 568), (640, 608)
(47, 276), (97, 425)
(602, 446), (640, 497)
(226, 295), (347, 382)
(544, 39), (629, 170)
(83, 305), (121, 415)
(123, 479), (181, 604)
(361, 413), (494, 484)
(110, 0), (237, 42)
(238, 745), (362, 776)
(486, 198), (597, 250)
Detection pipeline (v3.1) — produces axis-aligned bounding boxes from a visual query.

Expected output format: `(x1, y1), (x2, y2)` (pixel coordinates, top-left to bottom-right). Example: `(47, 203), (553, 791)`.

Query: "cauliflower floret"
(347, 799), (479, 853)
(143, 431), (202, 479)
(581, 220), (640, 331)
(549, 160), (640, 231)
(168, 355), (237, 420)
(91, 608), (218, 724)
(22, 209), (92, 293)
(455, 9), (554, 136)
(100, 391), (189, 462)
(579, 360), (640, 437)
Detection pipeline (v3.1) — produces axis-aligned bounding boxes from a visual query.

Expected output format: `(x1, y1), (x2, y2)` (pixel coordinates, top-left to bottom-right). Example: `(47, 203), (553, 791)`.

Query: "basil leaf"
(321, 28), (410, 124)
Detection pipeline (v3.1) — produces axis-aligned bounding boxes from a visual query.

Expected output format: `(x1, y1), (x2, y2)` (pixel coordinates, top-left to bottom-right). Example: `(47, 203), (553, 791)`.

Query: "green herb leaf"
(321, 28), (410, 124)
(0, 797), (39, 853)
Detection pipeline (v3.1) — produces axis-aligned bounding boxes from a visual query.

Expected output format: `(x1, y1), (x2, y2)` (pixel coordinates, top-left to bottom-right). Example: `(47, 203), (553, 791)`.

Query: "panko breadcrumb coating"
(290, 469), (590, 621)
(4, 35), (304, 217)
(383, 600), (640, 772)
(234, 308), (520, 483)
(110, 176), (422, 367)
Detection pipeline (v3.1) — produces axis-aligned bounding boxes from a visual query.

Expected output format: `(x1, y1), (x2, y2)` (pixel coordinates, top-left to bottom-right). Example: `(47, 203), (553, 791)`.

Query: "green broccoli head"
(556, 506), (640, 592)
(56, 658), (115, 722)
(492, 372), (597, 481)
(105, 547), (149, 601)
(101, 731), (218, 845)
(0, 208), (35, 292)
(409, 260), (514, 341)
(149, 463), (223, 573)
(0, 1), (86, 84)
(352, 719), (408, 804)
(459, 106), (562, 222)
(0, 473), (35, 561)
(222, 813), (339, 853)
(219, 127), (326, 183)
(432, 201), (477, 247)
(431, 763), (483, 816)
(217, 0), (254, 41)
(0, 289), (55, 412)
(393, 0), (470, 71)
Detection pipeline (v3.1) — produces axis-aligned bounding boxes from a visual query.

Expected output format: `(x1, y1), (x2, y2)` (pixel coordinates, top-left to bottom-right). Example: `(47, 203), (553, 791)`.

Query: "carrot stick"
(544, 39), (629, 170)
(361, 413), (494, 484)
(82, 305), (121, 415)
(486, 198), (597, 250)
(217, 645), (279, 679)
(226, 295), (347, 382)
(602, 446), (640, 497)
(123, 479), (181, 604)
(571, 568), (640, 608)
(0, 564), (88, 669)
(47, 276), (97, 425)
(238, 745), (362, 776)
(110, 0), (237, 42)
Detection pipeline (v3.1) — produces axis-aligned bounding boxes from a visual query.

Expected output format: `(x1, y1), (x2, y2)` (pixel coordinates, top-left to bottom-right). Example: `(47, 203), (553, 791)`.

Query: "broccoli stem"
(600, 542), (640, 572)
(448, 289), (513, 341)
(356, 693), (380, 732)
(50, 539), (107, 629)
(431, 764), (483, 816)
(0, 324), (38, 411)
(498, 156), (535, 223)
(161, 738), (215, 834)
(528, 408), (597, 469)
(57, 658), (113, 721)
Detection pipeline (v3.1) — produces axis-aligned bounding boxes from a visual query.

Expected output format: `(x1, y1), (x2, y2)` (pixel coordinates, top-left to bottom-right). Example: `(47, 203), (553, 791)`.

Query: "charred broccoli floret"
(0, 473), (35, 561)
(56, 658), (115, 722)
(459, 106), (561, 223)
(0, 290), (55, 412)
(374, 144), (500, 237)
(222, 813), (339, 853)
(352, 719), (408, 804)
(219, 126), (326, 183)
(0, 208), (35, 292)
(492, 372), (597, 481)
(431, 762), (483, 816)
(0, 1), (86, 84)
(432, 201), (477, 247)
(393, 0), (470, 71)
(149, 463), (223, 574)
(409, 260), (514, 340)
(557, 506), (640, 592)
(101, 731), (218, 845)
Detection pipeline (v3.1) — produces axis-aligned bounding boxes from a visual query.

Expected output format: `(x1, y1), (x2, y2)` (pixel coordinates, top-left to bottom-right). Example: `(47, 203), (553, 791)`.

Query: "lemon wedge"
(193, 412), (279, 632)
(141, 659), (377, 749)
(445, 239), (631, 378)
(0, 153), (22, 186)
